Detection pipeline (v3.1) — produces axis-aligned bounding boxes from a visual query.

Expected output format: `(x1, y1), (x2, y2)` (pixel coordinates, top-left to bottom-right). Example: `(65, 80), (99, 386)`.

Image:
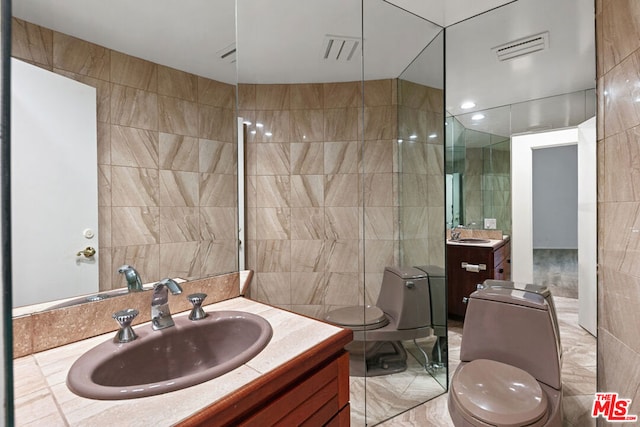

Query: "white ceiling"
(443, 0), (595, 117)
(236, 0), (442, 85)
(13, 0), (595, 122)
(386, 0), (515, 27)
(13, 0), (238, 84)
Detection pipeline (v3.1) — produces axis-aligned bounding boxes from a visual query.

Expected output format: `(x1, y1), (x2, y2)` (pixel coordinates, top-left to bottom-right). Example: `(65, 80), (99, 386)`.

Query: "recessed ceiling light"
(265, 132), (273, 137)
(428, 133), (437, 139)
(409, 134), (418, 140)
(397, 139), (403, 143)
(471, 113), (485, 121)
(256, 123), (264, 128)
(461, 101), (476, 109)
(243, 120), (252, 126)
(250, 130), (257, 135)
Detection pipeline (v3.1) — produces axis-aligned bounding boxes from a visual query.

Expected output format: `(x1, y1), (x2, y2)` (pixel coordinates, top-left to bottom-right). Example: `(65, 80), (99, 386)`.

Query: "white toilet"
(325, 267), (440, 377)
(449, 287), (563, 426)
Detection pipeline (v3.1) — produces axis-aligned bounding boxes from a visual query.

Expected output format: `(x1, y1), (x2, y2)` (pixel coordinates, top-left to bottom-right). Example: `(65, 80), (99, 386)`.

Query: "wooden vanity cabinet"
(447, 241), (511, 318)
(179, 330), (353, 427)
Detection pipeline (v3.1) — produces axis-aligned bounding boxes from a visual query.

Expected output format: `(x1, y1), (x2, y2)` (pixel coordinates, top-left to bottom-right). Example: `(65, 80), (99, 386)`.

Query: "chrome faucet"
(117, 265), (144, 292)
(451, 221), (478, 241)
(151, 278), (183, 330)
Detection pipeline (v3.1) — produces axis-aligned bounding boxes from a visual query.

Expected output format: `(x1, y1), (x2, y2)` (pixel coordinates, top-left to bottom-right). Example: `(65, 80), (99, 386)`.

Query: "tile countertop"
(14, 297), (346, 426)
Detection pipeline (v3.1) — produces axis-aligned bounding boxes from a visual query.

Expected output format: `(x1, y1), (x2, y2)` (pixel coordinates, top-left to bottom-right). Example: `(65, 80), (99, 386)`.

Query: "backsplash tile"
(13, 272), (241, 358)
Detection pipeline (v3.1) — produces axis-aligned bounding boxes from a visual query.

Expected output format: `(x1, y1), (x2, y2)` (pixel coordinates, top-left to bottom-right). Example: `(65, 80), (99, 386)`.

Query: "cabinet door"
(447, 245), (494, 318)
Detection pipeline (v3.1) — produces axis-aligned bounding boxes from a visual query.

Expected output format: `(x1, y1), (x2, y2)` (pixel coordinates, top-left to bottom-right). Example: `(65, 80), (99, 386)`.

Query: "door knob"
(77, 246), (96, 258)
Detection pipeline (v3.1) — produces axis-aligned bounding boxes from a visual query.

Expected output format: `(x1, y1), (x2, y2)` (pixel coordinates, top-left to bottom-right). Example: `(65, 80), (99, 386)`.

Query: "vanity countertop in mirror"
(14, 297), (352, 426)
(447, 236), (509, 249)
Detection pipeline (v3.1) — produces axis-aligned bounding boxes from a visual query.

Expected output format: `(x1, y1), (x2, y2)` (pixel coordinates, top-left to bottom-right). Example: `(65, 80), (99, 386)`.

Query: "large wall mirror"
(9, 0), (449, 425)
(10, 0), (238, 313)
(4, 0), (602, 424)
(445, 0), (598, 422)
(445, 0), (596, 306)
(237, 1), (446, 424)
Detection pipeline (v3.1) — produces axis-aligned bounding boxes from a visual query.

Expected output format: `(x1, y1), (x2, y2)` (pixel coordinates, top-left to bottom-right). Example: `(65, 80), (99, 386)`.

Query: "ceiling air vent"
(321, 35), (360, 61)
(492, 31), (549, 61)
(217, 43), (236, 64)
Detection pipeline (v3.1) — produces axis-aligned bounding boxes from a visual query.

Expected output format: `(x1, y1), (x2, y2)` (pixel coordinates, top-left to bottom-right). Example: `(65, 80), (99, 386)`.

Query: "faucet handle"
(187, 293), (208, 321)
(113, 309), (139, 343)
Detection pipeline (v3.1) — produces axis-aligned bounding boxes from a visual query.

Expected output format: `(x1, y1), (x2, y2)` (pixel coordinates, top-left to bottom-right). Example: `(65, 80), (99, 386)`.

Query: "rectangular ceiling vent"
(321, 35), (360, 62)
(217, 43), (236, 64)
(492, 31), (549, 61)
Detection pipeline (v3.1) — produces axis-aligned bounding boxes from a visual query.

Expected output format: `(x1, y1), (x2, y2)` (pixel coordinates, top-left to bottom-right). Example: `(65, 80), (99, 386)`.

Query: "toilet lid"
(452, 359), (548, 427)
(325, 306), (389, 330)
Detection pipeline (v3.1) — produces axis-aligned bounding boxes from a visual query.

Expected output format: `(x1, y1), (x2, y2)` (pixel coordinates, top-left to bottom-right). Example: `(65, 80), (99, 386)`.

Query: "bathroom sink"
(453, 238), (491, 244)
(67, 310), (272, 400)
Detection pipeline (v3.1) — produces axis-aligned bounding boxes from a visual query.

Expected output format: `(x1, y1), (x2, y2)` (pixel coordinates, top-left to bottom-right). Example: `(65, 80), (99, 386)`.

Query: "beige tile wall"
(12, 18), (238, 290)
(483, 147), (511, 234)
(397, 80), (445, 270)
(598, 0), (640, 418)
(463, 147), (484, 228)
(241, 79), (444, 319)
(12, 17), (445, 322)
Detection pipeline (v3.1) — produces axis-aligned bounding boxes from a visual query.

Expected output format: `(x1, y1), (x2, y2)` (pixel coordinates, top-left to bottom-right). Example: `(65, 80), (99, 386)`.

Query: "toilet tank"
(415, 265), (446, 337)
(460, 288), (562, 390)
(376, 267), (431, 330)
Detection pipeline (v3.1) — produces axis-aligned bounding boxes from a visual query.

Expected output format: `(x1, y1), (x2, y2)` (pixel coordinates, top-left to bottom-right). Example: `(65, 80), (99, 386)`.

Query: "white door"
(511, 119), (597, 337)
(511, 127), (580, 283)
(577, 117), (597, 336)
(11, 58), (99, 307)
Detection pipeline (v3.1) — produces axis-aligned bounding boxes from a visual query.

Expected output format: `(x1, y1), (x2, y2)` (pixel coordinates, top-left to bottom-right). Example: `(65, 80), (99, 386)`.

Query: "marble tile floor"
(350, 337), (448, 426)
(378, 296), (596, 426)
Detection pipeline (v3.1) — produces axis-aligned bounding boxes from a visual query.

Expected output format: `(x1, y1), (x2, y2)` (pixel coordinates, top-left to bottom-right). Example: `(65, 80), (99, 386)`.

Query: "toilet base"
(346, 340), (408, 377)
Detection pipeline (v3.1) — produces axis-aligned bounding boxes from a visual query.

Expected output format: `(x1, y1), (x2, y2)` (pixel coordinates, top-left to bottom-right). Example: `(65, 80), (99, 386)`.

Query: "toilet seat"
(325, 305), (389, 331)
(451, 359), (549, 427)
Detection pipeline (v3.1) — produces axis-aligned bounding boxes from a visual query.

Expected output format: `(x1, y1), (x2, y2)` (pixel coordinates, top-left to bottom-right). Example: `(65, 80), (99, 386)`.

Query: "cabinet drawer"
(493, 242), (510, 267)
(239, 351), (350, 426)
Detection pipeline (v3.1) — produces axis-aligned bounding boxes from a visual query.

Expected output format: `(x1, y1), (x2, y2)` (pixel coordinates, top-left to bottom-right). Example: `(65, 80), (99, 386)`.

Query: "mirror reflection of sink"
(67, 310), (273, 400)
(452, 238), (491, 244)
